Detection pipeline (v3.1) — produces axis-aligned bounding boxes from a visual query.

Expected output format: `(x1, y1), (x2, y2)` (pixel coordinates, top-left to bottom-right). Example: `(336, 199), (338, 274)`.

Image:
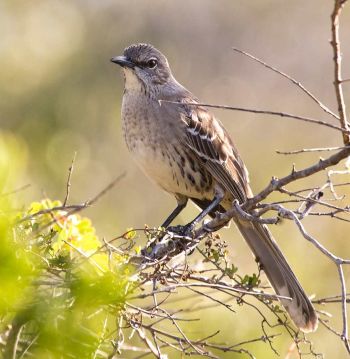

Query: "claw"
(167, 223), (194, 237)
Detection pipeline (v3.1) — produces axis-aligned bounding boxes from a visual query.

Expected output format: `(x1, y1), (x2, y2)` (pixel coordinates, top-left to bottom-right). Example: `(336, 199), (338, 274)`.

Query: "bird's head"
(111, 43), (173, 91)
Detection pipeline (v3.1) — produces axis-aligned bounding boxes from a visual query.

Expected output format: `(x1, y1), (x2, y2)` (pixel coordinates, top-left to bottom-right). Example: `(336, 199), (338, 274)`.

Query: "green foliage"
(0, 197), (135, 358)
(240, 273), (261, 287)
(224, 263), (239, 279)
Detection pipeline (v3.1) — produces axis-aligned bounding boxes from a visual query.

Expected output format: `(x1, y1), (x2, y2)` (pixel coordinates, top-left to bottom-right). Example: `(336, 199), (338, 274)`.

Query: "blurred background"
(1, 0), (350, 357)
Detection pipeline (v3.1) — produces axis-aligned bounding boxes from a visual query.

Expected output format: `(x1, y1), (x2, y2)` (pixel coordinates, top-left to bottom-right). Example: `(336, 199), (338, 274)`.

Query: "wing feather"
(181, 100), (251, 203)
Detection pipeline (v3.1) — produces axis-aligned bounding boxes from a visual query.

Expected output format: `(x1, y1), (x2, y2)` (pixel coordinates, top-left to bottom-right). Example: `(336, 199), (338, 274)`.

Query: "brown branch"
(338, 264), (350, 352)
(294, 181), (350, 194)
(133, 325), (163, 358)
(17, 204), (89, 224)
(132, 320), (216, 358)
(244, 146), (350, 210)
(157, 307), (206, 356)
(0, 184), (31, 197)
(187, 287), (236, 314)
(256, 203), (350, 352)
(129, 282), (290, 302)
(320, 318), (344, 340)
(313, 294), (350, 304)
(126, 303), (199, 322)
(279, 187), (347, 213)
(63, 152), (76, 206)
(86, 172), (127, 207)
(262, 204), (350, 265)
(18, 173), (127, 227)
(133, 317), (277, 358)
(160, 100), (348, 133)
(276, 145), (350, 155)
(331, 0), (350, 144)
(232, 47), (339, 120)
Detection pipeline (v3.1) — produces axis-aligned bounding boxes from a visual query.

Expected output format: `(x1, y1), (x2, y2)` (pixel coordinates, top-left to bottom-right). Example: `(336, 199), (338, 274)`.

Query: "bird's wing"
(180, 100), (252, 202)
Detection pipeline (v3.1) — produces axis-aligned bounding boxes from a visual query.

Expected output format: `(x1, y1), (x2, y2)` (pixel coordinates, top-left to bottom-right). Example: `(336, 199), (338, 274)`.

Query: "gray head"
(111, 44), (173, 89)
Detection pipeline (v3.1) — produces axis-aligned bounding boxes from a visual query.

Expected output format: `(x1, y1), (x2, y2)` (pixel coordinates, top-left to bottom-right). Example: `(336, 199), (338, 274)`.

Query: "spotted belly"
(128, 139), (214, 200)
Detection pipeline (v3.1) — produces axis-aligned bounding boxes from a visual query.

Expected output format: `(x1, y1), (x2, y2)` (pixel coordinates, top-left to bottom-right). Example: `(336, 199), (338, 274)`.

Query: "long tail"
(235, 219), (318, 332)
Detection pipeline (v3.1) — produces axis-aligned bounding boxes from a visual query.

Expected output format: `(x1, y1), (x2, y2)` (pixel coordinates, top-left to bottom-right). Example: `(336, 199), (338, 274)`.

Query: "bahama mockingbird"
(111, 43), (318, 332)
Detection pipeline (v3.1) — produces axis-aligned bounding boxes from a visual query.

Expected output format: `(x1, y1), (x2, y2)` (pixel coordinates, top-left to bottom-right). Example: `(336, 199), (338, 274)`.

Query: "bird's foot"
(166, 224), (196, 256)
(167, 223), (195, 237)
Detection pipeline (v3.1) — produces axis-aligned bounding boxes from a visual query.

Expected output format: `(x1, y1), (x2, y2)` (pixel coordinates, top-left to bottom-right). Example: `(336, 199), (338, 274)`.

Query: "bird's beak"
(110, 55), (135, 69)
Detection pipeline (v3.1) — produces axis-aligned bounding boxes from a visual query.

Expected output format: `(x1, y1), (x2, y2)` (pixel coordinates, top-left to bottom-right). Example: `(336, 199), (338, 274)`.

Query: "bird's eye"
(146, 58), (158, 69)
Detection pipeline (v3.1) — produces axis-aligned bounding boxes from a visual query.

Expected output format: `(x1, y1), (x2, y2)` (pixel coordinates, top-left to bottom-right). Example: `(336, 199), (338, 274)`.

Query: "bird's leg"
(170, 189), (225, 236)
(161, 196), (188, 228)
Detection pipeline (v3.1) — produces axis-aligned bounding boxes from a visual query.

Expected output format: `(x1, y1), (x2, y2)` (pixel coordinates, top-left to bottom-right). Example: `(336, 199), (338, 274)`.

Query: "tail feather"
(235, 219), (318, 332)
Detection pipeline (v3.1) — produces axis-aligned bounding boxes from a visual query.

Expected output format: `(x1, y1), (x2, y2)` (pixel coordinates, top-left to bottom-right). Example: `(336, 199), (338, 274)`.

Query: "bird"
(111, 43), (318, 332)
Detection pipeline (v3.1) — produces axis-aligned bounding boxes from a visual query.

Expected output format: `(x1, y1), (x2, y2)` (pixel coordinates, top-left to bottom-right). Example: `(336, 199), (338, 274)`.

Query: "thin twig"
(232, 47), (339, 120)
(129, 282), (290, 301)
(261, 204), (350, 265)
(313, 294), (350, 304)
(11, 325), (23, 359)
(27, 173), (127, 236)
(63, 152), (76, 206)
(187, 287), (236, 314)
(331, 0), (350, 144)
(244, 146), (350, 210)
(86, 172), (127, 207)
(279, 187), (348, 213)
(276, 145), (350, 155)
(18, 334), (39, 359)
(3, 319), (25, 359)
(337, 264), (350, 352)
(134, 325), (162, 358)
(160, 100), (348, 133)
(157, 307), (206, 356)
(17, 204), (89, 223)
(0, 184), (31, 197)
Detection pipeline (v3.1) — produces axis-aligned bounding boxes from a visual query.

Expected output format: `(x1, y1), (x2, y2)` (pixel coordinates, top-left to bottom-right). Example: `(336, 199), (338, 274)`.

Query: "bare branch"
(276, 145), (350, 155)
(260, 204), (350, 265)
(337, 264), (350, 352)
(244, 146), (350, 210)
(0, 184), (31, 198)
(232, 47), (339, 120)
(160, 100), (348, 133)
(63, 152), (76, 206)
(129, 282), (290, 302)
(314, 294), (350, 304)
(86, 172), (127, 207)
(133, 325), (164, 358)
(331, 0), (350, 144)
(17, 204), (90, 224)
